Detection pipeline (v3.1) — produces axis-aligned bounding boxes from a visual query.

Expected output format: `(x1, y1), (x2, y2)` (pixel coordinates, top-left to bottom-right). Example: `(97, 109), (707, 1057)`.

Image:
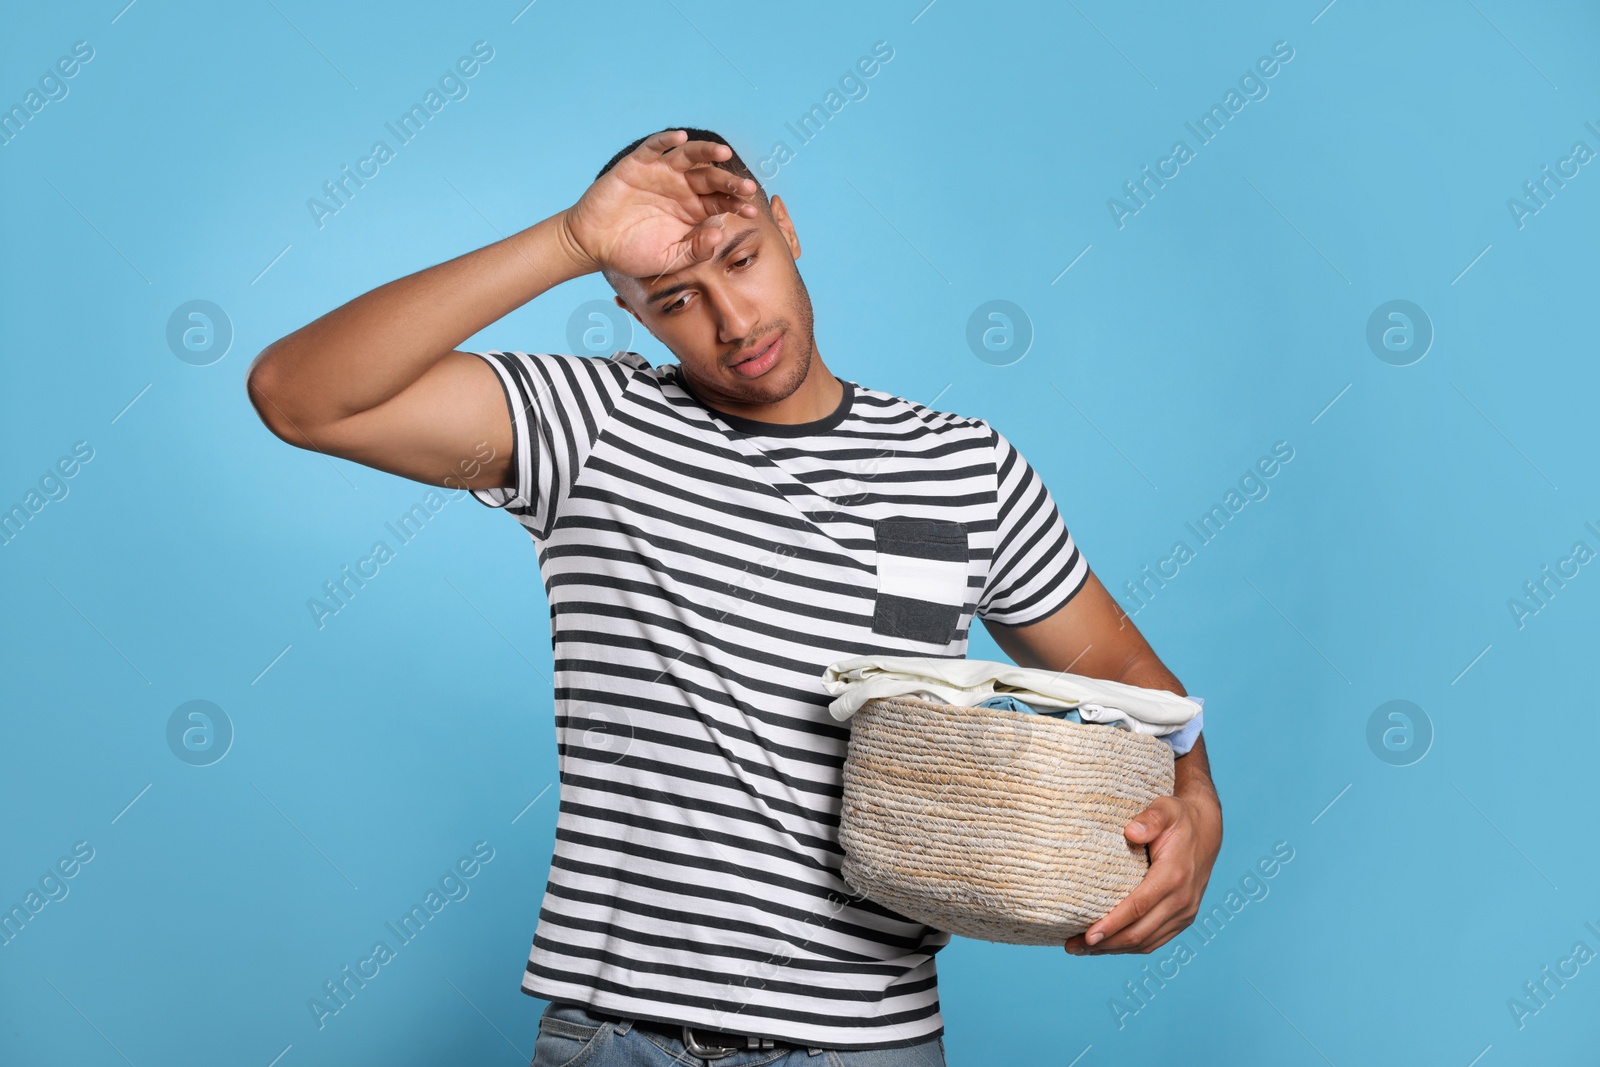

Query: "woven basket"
(838, 695), (1175, 945)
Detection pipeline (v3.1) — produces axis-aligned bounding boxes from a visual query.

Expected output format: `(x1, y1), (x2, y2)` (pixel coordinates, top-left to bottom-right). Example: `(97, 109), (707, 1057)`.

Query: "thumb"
(1124, 801), (1172, 844)
(681, 214), (729, 264)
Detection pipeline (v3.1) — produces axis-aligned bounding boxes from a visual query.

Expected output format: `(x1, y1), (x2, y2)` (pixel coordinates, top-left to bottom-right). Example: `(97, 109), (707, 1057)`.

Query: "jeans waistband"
(583, 1006), (808, 1056)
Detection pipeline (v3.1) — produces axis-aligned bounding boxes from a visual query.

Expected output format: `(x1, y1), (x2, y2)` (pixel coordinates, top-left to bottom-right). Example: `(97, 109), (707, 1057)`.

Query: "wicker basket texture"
(838, 695), (1175, 945)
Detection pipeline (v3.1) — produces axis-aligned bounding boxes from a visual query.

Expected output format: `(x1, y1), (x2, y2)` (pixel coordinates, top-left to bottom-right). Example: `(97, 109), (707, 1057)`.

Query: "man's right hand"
(560, 129), (762, 282)
(246, 130), (762, 500)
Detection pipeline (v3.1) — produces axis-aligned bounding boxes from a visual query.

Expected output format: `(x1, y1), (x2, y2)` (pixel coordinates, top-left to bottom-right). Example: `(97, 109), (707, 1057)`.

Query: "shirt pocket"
(870, 516), (970, 645)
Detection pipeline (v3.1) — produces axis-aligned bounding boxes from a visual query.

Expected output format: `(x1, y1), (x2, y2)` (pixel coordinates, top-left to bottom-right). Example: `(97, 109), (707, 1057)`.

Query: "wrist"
(1175, 774), (1222, 846)
(550, 207), (602, 277)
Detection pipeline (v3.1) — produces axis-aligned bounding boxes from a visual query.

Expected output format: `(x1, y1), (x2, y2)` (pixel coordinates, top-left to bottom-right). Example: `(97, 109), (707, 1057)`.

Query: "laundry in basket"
(821, 655), (1203, 945)
(968, 693), (1207, 756)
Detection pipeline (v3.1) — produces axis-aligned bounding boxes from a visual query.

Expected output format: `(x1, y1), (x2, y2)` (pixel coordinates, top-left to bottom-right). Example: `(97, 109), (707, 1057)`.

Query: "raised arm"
(245, 130), (762, 493)
(984, 570), (1224, 956)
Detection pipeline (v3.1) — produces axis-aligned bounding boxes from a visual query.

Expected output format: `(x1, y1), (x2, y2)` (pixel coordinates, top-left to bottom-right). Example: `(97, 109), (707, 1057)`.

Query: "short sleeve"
(976, 422), (1091, 627)
(468, 350), (642, 539)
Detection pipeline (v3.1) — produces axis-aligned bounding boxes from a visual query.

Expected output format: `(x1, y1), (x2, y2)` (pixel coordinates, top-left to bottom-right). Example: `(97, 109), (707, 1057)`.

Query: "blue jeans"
(531, 1002), (948, 1067)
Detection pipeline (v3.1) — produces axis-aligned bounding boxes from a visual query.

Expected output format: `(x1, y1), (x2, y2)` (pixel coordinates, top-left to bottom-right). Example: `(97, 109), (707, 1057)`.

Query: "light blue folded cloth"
(973, 693), (1058, 717)
(972, 694), (1204, 756)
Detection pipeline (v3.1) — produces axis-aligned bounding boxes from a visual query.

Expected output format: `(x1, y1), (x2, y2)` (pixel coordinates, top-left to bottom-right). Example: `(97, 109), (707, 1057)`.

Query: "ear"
(613, 293), (643, 325)
(770, 194), (802, 261)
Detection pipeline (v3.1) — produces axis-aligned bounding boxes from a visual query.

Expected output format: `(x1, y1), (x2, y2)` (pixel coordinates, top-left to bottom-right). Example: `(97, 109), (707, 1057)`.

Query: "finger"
(1083, 863), (1185, 946)
(1066, 903), (1190, 955)
(1124, 797), (1179, 845)
(696, 192), (760, 220)
(672, 214), (731, 266)
(1133, 915), (1194, 955)
(661, 138), (734, 172)
(644, 214), (735, 285)
(638, 129), (689, 158)
(1094, 908), (1196, 953)
(1088, 900), (1191, 955)
(684, 164), (757, 199)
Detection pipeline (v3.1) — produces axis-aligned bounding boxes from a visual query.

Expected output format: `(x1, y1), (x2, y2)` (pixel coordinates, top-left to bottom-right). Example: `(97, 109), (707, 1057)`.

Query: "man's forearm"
(249, 210), (594, 430)
(1173, 733), (1219, 814)
(1114, 651), (1220, 813)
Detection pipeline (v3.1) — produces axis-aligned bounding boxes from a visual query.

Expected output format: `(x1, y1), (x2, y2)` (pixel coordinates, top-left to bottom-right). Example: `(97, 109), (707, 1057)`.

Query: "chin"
(714, 331), (806, 399)
(754, 335), (811, 400)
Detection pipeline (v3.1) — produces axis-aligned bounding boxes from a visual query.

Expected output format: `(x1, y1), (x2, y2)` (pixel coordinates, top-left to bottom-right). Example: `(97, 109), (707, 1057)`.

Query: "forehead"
(618, 222), (770, 306)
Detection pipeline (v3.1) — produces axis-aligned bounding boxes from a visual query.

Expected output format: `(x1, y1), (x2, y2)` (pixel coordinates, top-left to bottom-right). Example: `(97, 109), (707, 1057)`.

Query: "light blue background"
(3, 1), (1597, 1064)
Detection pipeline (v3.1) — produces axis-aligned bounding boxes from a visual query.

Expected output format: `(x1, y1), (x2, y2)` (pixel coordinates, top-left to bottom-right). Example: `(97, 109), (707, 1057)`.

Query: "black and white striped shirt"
(469, 348), (1090, 1050)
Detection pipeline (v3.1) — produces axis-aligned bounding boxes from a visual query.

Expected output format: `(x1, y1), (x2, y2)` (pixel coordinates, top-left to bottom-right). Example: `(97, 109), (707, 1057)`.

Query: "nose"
(710, 285), (759, 347)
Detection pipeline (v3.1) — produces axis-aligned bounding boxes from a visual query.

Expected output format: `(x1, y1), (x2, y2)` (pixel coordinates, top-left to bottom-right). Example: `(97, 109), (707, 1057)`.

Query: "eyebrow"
(644, 226), (761, 305)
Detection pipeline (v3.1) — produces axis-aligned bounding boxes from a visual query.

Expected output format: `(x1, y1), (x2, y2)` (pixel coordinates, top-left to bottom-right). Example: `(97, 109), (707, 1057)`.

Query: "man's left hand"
(1063, 790), (1223, 956)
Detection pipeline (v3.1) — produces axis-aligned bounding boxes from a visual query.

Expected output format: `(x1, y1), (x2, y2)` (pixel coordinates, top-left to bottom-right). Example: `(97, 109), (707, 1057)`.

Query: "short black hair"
(597, 126), (771, 215)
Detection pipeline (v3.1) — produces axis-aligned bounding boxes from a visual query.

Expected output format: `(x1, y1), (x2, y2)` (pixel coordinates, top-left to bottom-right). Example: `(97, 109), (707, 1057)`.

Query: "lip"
(730, 332), (783, 377)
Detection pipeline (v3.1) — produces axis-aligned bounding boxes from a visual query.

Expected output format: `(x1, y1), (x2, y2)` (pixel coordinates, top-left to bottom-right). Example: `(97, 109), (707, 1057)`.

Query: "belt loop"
(614, 1019), (633, 1036)
(807, 1047), (827, 1056)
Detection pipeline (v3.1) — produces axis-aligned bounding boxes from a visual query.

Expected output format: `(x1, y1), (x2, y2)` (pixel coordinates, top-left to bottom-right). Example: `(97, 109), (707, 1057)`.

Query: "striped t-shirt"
(468, 348), (1091, 1050)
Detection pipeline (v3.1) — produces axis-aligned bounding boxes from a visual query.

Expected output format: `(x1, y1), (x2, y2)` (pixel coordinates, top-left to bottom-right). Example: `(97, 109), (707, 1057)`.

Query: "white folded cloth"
(819, 654), (1203, 738)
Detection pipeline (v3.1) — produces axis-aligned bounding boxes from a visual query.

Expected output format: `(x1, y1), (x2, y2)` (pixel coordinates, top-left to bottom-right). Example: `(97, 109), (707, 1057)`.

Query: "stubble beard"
(740, 269), (817, 405)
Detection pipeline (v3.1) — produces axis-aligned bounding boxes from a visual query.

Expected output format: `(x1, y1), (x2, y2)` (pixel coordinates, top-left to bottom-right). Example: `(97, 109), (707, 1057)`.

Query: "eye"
(662, 294), (690, 314)
(733, 253), (756, 269)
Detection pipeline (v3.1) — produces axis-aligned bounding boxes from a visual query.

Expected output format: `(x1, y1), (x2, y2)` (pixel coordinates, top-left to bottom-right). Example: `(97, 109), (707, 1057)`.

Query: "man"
(247, 127), (1222, 1064)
